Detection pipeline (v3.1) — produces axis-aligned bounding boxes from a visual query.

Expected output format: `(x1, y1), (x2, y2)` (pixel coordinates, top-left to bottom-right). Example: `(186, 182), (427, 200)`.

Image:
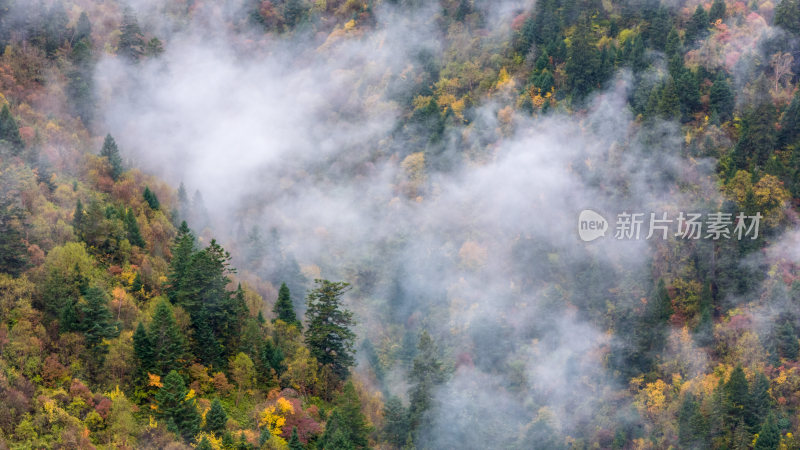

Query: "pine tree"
(100, 134), (123, 181)
(274, 282), (299, 326)
(408, 331), (447, 434)
(124, 208), (145, 247)
(686, 5), (709, 43)
(334, 381), (371, 448)
(197, 437), (213, 450)
(143, 186), (160, 210)
(565, 17), (601, 103)
(288, 427), (304, 450)
(775, 0), (800, 34)
(754, 413), (781, 449)
(261, 337), (286, 379)
(321, 410), (355, 450)
(118, 7), (144, 61)
(778, 89), (800, 148)
(678, 392), (708, 447)
(665, 27), (682, 58)
(746, 372), (772, 432)
(166, 221), (196, 304)
(155, 370), (201, 441)
(133, 321), (153, 376)
(776, 320), (799, 360)
(204, 398), (227, 434)
(0, 104), (23, 154)
(731, 101), (777, 172)
(131, 272), (144, 295)
(709, 73), (735, 123)
(304, 280), (356, 379)
(148, 299), (187, 375)
(382, 396), (409, 447)
(79, 286), (119, 352)
(0, 200), (29, 276)
(725, 365), (749, 422)
(709, 0), (726, 23)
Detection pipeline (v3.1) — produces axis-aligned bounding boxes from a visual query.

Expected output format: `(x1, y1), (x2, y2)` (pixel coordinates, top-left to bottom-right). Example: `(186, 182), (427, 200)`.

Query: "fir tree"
(678, 392), (708, 447)
(709, 0), (726, 23)
(133, 321), (153, 376)
(118, 7), (144, 61)
(775, 0), (800, 34)
(334, 380), (371, 448)
(725, 365), (749, 422)
(0, 104), (23, 154)
(166, 221), (196, 305)
(754, 413), (781, 450)
(204, 398), (227, 434)
(100, 134), (123, 180)
(0, 200), (29, 276)
(778, 89), (800, 148)
(79, 286), (119, 352)
(320, 410), (355, 450)
(304, 280), (356, 379)
(148, 299), (187, 375)
(565, 17), (601, 103)
(288, 427), (304, 450)
(776, 320), (799, 360)
(124, 208), (145, 247)
(143, 186), (160, 210)
(382, 396), (409, 447)
(686, 5), (709, 43)
(746, 372), (772, 432)
(408, 331), (447, 434)
(709, 73), (735, 123)
(74, 11), (91, 42)
(259, 428), (271, 447)
(274, 282), (299, 326)
(197, 437), (213, 450)
(155, 370), (201, 441)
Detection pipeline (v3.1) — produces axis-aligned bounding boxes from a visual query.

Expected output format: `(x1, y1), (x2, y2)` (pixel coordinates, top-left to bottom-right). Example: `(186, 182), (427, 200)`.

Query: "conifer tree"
(124, 208), (145, 247)
(143, 186), (160, 210)
(754, 413), (781, 449)
(100, 134), (123, 180)
(304, 279), (356, 378)
(709, 73), (735, 123)
(408, 331), (447, 434)
(204, 398), (227, 434)
(0, 200), (29, 276)
(746, 372), (772, 432)
(382, 396), (409, 447)
(133, 321), (153, 376)
(288, 427), (304, 450)
(778, 89), (800, 148)
(0, 104), (23, 154)
(334, 380), (371, 448)
(148, 299), (187, 375)
(274, 282), (299, 326)
(155, 370), (201, 441)
(118, 7), (144, 61)
(166, 221), (196, 304)
(79, 286), (119, 352)
(709, 0), (726, 23)
(686, 5), (709, 43)
(775, 0), (800, 34)
(725, 365), (749, 422)
(197, 437), (213, 450)
(776, 320), (799, 360)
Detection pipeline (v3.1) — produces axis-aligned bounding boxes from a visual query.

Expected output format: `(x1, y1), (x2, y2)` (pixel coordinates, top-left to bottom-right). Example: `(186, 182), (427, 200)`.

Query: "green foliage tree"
(678, 392), (708, 447)
(124, 208), (145, 247)
(288, 427), (304, 450)
(731, 101), (777, 172)
(382, 396), (409, 447)
(79, 286), (119, 354)
(754, 413), (781, 449)
(776, 320), (799, 360)
(274, 282), (299, 326)
(709, 0), (726, 22)
(100, 134), (123, 181)
(155, 370), (201, 441)
(143, 186), (160, 210)
(333, 380), (371, 448)
(408, 331), (447, 436)
(197, 436), (213, 450)
(0, 199), (29, 276)
(565, 17), (601, 103)
(725, 365), (749, 423)
(204, 398), (227, 434)
(710, 73), (735, 123)
(145, 299), (187, 375)
(304, 279), (356, 379)
(686, 5), (709, 43)
(775, 0), (800, 34)
(0, 104), (23, 154)
(320, 410), (355, 450)
(118, 7), (144, 61)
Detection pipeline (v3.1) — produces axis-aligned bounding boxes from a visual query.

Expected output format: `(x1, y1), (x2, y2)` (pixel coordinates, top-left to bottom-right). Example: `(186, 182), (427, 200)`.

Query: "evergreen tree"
(204, 398), (227, 434)
(133, 321), (153, 376)
(686, 5), (709, 43)
(754, 413), (781, 449)
(0, 104), (23, 154)
(283, 0), (304, 28)
(124, 208), (145, 247)
(775, 0), (800, 34)
(155, 370), (201, 441)
(258, 428), (271, 447)
(565, 17), (601, 103)
(148, 299), (187, 375)
(261, 337), (286, 379)
(143, 186), (160, 210)
(776, 320), (799, 360)
(731, 102), (777, 172)
(709, 0), (726, 23)
(288, 427), (304, 450)
(193, 310), (225, 368)
(274, 282), (299, 326)
(304, 279), (356, 378)
(131, 272), (144, 295)
(73, 199), (84, 236)
(100, 134), (123, 181)
(725, 365), (749, 422)
(0, 200), (29, 276)
(678, 392), (708, 447)
(665, 27), (682, 58)
(408, 331), (447, 434)
(746, 372), (772, 432)
(197, 437), (213, 450)
(382, 396), (409, 447)
(320, 410), (355, 450)
(118, 7), (144, 61)
(709, 73), (735, 123)
(79, 286), (119, 353)
(778, 89), (800, 148)
(74, 11), (91, 42)
(166, 221), (196, 305)
(657, 78), (681, 120)
(334, 380), (371, 448)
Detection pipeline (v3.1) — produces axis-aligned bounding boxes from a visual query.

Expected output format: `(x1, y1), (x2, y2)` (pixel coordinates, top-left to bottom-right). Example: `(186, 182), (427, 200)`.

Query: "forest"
(0, 0), (800, 448)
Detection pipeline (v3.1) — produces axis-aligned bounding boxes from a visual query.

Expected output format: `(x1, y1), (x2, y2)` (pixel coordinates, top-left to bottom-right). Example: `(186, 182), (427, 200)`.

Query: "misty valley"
(0, 0), (800, 449)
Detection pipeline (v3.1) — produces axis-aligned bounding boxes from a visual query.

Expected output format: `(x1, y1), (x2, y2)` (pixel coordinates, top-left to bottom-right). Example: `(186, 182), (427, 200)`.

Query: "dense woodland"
(0, 0), (800, 448)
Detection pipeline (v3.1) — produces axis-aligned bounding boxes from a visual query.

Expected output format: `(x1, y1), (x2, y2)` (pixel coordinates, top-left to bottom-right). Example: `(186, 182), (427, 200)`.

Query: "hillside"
(0, 0), (800, 449)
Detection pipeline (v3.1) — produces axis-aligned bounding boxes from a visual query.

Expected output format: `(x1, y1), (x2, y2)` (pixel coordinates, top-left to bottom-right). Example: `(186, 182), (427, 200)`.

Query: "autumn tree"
(230, 352), (255, 406)
(304, 280), (356, 379)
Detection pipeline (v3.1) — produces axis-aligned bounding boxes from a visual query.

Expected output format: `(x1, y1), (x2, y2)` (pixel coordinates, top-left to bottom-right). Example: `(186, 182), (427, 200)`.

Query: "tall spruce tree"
(204, 398), (227, 434)
(408, 331), (447, 435)
(304, 279), (356, 378)
(118, 7), (144, 61)
(155, 370), (201, 441)
(143, 186), (160, 210)
(0, 104), (23, 154)
(273, 282), (299, 326)
(288, 427), (304, 450)
(100, 134), (123, 181)
(147, 299), (187, 375)
(124, 208), (145, 247)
